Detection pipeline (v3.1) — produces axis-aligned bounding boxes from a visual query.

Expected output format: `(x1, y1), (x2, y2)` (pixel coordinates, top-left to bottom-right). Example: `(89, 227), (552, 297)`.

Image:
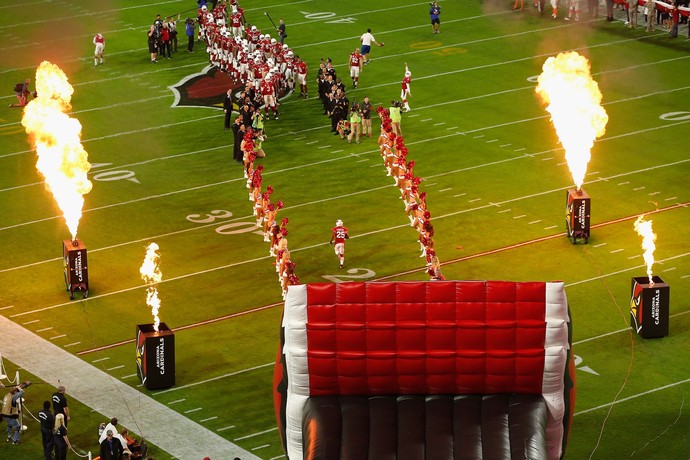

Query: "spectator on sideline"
(430, 2), (442, 33)
(670, 3), (679, 37)
(52, 385), (70, 425)
(223, 88), (234, 130)
(161, 22), (172, 59)
(361, 96), (373, 138)
(185, 17), (195, 52)
(360, 28), (384, 65)
(277, 18), (287, 44)
(39, 400), (55, 459)
(53, 413), (70, 460)
(148, 25), (158, 63)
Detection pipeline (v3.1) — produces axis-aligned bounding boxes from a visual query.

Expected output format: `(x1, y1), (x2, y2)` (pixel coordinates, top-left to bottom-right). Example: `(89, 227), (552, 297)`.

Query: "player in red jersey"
(295, 54), (308, 98)
(400, 62), (412, 112)
(260, 75), (279, 119)
(329, 219), (350, 268)
(93, 33), (105, 66)
(349, 48), (363, 88)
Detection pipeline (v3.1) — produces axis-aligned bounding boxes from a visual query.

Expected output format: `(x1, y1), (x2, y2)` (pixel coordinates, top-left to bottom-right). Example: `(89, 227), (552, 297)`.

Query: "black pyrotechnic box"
(565, 189), (590, 244)
(630, 276), (669, 339)
(136, 323), (176, 390)
(63, 239), (89, 300)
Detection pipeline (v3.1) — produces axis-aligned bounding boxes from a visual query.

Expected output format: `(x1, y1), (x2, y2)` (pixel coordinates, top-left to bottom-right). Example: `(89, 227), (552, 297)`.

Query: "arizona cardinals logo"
(169, 65), (291, 110)
(136, 328), (147, 385)
(169, 65), (244, 110)
(630, 279), (644, 333)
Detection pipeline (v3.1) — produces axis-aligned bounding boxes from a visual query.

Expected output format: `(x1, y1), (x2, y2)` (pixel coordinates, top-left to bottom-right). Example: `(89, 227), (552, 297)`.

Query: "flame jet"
(22, 61), (92, 240)
(536, 52), (608, 191)
(140, 243), (163, 331)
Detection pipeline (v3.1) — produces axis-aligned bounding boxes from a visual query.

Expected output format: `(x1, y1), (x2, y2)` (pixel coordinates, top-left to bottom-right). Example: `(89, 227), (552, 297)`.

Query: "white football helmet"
(336, 220), (343, 227)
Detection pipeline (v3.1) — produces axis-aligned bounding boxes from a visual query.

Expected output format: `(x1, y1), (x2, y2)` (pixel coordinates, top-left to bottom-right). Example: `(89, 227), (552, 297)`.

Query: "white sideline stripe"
(154, 362), (274, 394)
(0, 316), (259, 459)
(574, 378), (690, 416)
(234, 427), (279, 441)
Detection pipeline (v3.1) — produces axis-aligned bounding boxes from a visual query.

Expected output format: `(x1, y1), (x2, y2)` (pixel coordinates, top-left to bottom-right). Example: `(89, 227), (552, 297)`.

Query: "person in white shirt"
(359, 28), (384, 65)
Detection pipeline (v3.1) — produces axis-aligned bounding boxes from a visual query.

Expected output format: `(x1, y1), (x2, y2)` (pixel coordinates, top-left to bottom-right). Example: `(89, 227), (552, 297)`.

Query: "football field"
(0, 0), (689, 458)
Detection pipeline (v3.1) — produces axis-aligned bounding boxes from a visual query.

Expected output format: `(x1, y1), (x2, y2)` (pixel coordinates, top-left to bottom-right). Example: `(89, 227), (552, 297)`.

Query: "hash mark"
(544, 225), (558, 230)
(468, 198), (482, 203)
(513, 214), (526, 219)
(421, 118), (433, 122)
(217, 426), (236, 432)
(628, 255), (640, 260)
(528, 220), (542, 224)
(23, 320), (39, 325)
(318, 145), (332, 149)
(514, 147), (526, 152)
(454, 193), (466, 197)
(609, 249), (624, 253)
(486, 139), (499, 143)
(433, 122), (446, 126)
(446, 126), (459, 130)
(36, 327), (54, 332)
(121, 374), (137, 379)
(200, 416), (218, 423)
(64, 342), (81, 348)
(439, 188), (452, 192)
(92, 357), (110, 363)
(252, 445), (271, 451)
(593, 243), (607, 248)
(107, 365), (125, 371)
(633, 187), (645, 191)
(473, 134), (485, 139)
(184, 408), (203, 414)
(500, 144), (512, 148)
(50, 334), (66, 340)
(331, 149), (343, 153)
(306, 140), (318, 145)
(498, 209), (512, 213)
(665, 196), (678, 201)
(663, 267), (677, 272)
(357, 158), (369, 162)
(648, 191), (660, 196)
(168, 399), (186, 405)
(618, 181), (629, 185)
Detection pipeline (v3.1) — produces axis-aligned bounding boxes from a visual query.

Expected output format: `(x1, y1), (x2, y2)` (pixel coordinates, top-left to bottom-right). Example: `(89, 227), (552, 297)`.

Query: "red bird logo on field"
(169, 65), (242, 110)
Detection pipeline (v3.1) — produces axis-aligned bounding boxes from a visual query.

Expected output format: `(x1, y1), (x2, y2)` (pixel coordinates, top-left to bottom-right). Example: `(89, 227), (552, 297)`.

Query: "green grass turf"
(1, 0), (689, 458)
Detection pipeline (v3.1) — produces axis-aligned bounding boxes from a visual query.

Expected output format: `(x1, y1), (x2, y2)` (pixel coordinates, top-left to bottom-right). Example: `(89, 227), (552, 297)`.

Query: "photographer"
(389, 100), (403, 136)
(2, 381), (30, 445)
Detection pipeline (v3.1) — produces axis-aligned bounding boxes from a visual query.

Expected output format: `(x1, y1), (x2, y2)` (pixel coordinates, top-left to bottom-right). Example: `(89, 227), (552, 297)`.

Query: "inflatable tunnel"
(273, 281), (575, 460)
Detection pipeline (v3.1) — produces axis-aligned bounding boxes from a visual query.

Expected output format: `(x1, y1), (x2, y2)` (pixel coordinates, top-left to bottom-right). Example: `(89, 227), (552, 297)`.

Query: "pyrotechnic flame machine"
(565, 189), (590, 244)
(139, 243), (162, 332)
(63, 238), (89, 300)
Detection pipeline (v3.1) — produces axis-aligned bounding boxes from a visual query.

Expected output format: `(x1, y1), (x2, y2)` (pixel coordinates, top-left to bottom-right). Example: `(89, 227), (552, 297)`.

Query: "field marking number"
(322, 268), (376, 283)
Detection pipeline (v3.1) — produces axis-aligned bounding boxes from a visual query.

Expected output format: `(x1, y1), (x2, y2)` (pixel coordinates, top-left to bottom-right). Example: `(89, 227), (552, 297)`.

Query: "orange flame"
(535, 52), (608, 190)
(633, 216), (656, 285)
(21, 61), (92, 240)
(139, 243), (162, 332)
